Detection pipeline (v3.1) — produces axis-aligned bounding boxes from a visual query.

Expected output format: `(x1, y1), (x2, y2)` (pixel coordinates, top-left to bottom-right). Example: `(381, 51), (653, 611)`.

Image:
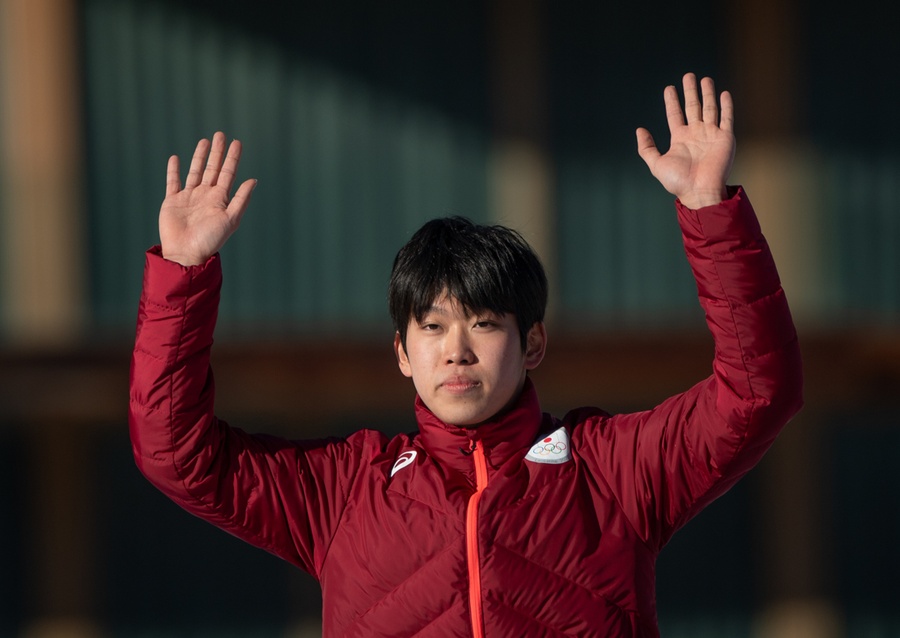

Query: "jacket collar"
(414, 378), (544, 477)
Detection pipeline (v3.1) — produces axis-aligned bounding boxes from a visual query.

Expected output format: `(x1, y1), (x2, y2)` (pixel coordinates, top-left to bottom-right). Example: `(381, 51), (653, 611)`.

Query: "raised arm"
(129, 135), (361, 576)
(577, 74), (803, 549)
(636, 73), (735, 209)
(159, 131), (257, 265)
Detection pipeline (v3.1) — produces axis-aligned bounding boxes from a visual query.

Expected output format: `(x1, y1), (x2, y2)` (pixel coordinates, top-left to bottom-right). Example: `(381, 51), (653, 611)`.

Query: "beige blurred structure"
(0, 0), (86, 346)
(0, 0), (98, 637)
(730, 1), (842, 636)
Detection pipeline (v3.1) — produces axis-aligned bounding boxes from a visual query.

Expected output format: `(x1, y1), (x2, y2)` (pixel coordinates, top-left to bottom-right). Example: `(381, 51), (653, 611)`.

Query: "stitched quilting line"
(153, 274), (282, 556)
(406, 601), (465, 638)
(337, 600), (464, 638)
(135, 262), (321, 568)
(692, 205), (760, 423)
(389, 487), (467, 520)
(488, 596), (603, 638)
(688, 203), (793, 498)
(310, 434), (366, 580)
(492, 461), (575, 514)
(343, 539), (464, 633)
(491, 541), (623, 606)
(143, 299), (180, 313)
(133, 345), (167, 364)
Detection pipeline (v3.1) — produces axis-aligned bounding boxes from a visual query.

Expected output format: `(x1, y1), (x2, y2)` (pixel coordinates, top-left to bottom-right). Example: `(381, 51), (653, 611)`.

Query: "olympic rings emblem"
(530, 442), (567, 456)
(526, 428), (572, 464)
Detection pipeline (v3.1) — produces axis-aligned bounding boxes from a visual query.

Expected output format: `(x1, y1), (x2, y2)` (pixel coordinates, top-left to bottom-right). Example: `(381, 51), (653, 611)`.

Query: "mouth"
(440, 378), (481, 394)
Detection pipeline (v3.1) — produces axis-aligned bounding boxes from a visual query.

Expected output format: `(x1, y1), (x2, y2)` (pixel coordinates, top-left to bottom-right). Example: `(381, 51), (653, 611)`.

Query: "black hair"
(389, 216), (548, 351)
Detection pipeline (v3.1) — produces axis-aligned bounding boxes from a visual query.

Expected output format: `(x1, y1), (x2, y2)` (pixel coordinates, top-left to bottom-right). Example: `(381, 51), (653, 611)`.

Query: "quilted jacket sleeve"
(128, 247), (369, 578)
(576, 187), (803, 550)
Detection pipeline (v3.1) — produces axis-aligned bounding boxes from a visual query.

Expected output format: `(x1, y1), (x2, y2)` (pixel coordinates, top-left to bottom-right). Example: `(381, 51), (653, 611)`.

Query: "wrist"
(161, 249), (207, 267)
(677, 186), (729, 209)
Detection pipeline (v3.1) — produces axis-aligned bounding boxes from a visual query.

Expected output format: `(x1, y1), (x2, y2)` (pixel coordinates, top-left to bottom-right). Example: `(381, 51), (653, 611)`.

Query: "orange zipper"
(466, 440), (488, 638)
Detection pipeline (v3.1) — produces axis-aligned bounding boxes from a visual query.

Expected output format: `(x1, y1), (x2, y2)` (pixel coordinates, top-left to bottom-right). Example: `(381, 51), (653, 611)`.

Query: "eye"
(474, 319), (497, 329)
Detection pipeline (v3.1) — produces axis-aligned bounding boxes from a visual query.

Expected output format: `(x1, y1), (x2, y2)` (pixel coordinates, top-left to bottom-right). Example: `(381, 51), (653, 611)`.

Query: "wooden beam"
(1, 331), (897, 430)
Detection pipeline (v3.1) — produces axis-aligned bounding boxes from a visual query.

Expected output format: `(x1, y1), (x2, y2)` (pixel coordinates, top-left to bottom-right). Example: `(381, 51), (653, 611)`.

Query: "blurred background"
(1, 0), (898, 636)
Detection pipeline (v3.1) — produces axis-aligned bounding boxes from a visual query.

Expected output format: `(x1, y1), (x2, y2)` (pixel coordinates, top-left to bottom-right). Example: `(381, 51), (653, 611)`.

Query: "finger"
(217, 138), (243, 194)
(166, 154), (181, 196)
(185, 138), (210, 189)
(663, 85), (685, 133)
(719, 90), (735, 133)
(701, 76), (718, 124)
(202, 131), (227, 186)
(635, 127), (661, 169)
(226, 178), (258, 222)
(682, 73), (702, 123)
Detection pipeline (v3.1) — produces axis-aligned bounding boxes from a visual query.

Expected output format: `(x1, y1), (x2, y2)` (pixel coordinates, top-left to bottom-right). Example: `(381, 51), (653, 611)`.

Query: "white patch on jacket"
(525, 427), (572, 464)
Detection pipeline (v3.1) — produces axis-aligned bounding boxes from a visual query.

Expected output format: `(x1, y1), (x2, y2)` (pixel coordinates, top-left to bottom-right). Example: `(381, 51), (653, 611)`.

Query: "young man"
(130, 74), (803, 636)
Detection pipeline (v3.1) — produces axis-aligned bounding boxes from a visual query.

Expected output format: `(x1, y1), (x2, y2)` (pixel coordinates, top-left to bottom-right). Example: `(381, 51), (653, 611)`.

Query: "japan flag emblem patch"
(525, 427), (572, 464)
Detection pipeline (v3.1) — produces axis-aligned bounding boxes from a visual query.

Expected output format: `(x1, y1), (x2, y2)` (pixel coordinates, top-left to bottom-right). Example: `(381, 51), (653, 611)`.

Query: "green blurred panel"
(83, 0), (488, 336)
(872, 157), (899, 314)
(820, 152), (900, 323)
(82, 1), (900, 336)
(557, 150), (900, 330)
(556, 156), (701, 329)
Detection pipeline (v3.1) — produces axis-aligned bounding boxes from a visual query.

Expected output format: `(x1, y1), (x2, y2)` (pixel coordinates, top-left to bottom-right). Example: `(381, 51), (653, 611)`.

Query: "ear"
(524, 322), (547, 370)
(394, 332), (413, 378)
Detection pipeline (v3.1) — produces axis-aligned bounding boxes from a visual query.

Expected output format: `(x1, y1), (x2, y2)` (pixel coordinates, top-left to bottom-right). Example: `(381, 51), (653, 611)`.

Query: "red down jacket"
(129, 188), (803, 637)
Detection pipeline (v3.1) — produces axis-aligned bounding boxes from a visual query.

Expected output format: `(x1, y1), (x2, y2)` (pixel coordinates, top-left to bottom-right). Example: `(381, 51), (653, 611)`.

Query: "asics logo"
(391, 451), (418, 477)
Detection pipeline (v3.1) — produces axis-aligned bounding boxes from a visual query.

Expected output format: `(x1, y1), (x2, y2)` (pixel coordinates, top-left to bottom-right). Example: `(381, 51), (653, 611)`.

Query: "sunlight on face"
(394, 293), (545, 427)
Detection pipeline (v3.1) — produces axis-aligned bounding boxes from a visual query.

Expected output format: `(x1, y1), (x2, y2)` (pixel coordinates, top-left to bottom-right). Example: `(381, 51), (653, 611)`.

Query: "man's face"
(394, 293), (545, 427)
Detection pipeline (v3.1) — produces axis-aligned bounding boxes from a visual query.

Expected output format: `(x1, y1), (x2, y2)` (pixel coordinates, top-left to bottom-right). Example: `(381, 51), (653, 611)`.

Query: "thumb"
(635, 128), (661, 170)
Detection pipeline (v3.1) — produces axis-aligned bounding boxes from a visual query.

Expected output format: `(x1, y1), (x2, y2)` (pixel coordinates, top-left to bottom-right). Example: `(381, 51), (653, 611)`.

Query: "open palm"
(159, 132), (256, 266)
(636, 74), (735, 209)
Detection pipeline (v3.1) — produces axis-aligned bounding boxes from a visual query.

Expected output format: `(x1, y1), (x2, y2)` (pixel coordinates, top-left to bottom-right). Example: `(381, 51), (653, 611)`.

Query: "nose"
(444, 326), (475, 365)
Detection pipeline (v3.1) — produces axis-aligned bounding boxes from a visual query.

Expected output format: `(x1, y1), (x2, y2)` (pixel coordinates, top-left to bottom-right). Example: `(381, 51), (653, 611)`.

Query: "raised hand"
(636, 73), (735, 209)
(159, 132), (257, 266)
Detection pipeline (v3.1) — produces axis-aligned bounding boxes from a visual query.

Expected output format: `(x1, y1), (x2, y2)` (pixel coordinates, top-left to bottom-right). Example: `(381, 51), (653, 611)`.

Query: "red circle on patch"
(543, 437), (552, 443)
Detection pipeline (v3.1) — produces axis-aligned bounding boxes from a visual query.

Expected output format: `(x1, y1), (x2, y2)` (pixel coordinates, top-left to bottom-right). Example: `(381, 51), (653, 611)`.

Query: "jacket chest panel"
(322, 477), (472, 635)
(477, 458), (650, 607)
(333, 474), (468, 579)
